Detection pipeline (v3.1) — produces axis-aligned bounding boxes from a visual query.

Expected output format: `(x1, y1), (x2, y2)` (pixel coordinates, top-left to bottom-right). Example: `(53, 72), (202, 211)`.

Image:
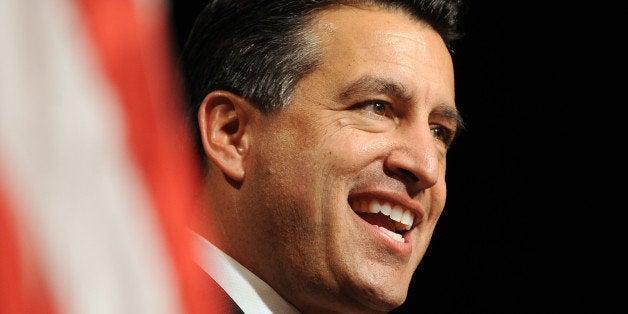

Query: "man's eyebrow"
(337, 75), (413, 103)
(337, 75), (465, 130)
(433, 104), (466, 133)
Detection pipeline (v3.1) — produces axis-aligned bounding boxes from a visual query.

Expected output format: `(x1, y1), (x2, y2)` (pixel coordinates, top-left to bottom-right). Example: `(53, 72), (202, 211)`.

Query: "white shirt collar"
(191, 231), (301, 314)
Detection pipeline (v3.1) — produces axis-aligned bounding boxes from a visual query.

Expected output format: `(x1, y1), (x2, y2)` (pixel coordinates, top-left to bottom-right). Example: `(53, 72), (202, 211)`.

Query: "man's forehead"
(310, 5), (434, 57)
(310, 3), (419, 34)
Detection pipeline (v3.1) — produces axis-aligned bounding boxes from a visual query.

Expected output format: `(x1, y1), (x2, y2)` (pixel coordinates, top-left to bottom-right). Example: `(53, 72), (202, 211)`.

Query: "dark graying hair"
(179, 0), (467, 158)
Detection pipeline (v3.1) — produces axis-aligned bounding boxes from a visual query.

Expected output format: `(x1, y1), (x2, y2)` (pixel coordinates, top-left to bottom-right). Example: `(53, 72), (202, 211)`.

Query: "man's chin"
(344, 279), (410, 313)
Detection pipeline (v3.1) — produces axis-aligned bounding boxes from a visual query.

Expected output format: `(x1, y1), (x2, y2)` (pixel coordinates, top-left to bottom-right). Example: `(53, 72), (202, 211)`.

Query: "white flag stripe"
(0, 0), (183, 313)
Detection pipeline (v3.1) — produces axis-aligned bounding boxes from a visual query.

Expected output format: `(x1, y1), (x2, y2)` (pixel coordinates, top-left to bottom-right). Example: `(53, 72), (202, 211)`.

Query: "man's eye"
(370, 102), (387, 115)
(431, 125), (454, 146)
(354, 100), (392, 117)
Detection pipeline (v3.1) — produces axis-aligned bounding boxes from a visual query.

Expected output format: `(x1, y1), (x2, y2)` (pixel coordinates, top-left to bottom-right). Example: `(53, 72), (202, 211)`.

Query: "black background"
(167, 1), (618, 313)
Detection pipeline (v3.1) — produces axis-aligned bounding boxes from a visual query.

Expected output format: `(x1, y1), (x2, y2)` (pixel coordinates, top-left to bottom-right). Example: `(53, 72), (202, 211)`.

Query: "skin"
(195, 5), (461, 313)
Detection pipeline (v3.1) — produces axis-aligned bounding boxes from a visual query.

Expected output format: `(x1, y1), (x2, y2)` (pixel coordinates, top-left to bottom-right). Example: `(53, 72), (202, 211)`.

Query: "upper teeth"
(352, 199), (414, 231)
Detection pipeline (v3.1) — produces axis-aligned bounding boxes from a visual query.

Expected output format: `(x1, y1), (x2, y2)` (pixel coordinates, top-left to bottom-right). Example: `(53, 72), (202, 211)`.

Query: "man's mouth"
(350, 199), (415, 243)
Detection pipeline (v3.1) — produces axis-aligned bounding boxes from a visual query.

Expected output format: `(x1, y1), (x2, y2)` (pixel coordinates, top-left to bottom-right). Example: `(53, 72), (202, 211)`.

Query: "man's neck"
(191, 231), (301, 314)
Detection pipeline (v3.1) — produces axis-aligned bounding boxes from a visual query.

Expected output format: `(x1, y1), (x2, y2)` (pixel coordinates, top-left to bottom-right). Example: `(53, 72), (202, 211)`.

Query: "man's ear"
(198, 91), (252, 181)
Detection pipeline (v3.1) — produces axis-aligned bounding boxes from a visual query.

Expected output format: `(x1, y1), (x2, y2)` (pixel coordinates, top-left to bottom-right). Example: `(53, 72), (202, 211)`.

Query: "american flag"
(0, 0), (217, 313)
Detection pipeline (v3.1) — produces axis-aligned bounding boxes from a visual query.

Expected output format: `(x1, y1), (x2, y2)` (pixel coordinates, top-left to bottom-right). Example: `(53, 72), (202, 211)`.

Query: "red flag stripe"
(0, 163), (56, 314)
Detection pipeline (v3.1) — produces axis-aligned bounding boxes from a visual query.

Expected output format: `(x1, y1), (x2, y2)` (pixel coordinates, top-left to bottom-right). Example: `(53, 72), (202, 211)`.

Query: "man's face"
(239, 6), (458, 313)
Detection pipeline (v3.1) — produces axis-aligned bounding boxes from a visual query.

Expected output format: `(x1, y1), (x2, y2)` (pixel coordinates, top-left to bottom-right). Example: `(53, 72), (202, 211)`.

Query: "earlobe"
(198, 91), (250, 181)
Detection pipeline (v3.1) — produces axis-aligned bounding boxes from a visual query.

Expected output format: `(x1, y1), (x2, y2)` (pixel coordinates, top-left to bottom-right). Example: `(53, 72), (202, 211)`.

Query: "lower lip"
(357, 214), (414, 255)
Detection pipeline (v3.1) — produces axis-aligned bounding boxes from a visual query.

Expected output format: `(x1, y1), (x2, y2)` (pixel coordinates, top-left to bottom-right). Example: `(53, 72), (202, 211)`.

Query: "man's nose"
(383, 126), (440, 193)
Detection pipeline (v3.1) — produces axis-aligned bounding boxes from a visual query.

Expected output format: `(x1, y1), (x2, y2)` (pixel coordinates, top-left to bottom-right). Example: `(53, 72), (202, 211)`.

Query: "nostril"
(396, 168), (419, 183)
(383, 148), (439, 190)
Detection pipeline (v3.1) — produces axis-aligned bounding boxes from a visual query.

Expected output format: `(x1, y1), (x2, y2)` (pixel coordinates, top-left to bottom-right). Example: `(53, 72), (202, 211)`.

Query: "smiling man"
(179, 0), (466, 313)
